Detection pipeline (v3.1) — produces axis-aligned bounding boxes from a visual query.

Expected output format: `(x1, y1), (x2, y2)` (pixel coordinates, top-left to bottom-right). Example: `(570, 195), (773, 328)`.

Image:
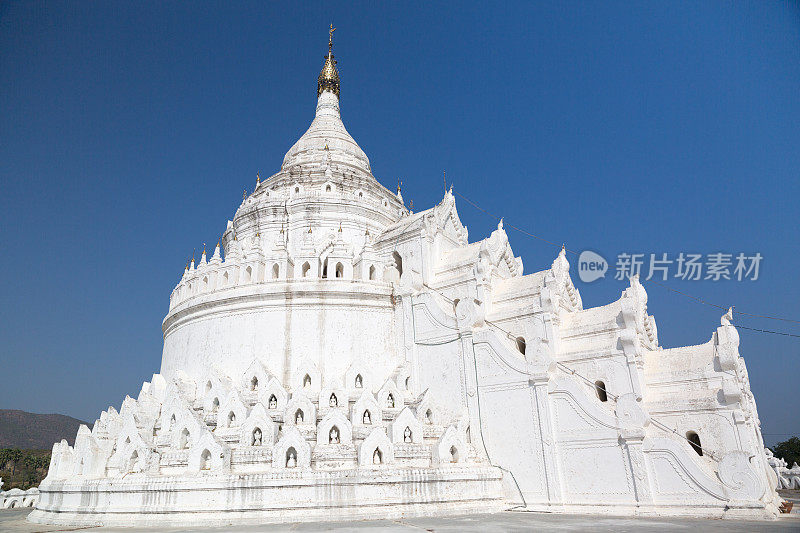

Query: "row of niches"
(242, 175), (403, 215)
(169, 247), (401, 309)
(48, 377), (474, 480)
(44, 362), (478, 480)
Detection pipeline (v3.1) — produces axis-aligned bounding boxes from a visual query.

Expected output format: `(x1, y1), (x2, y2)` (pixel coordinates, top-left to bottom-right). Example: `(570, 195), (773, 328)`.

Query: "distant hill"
(0, 410), (88, 449)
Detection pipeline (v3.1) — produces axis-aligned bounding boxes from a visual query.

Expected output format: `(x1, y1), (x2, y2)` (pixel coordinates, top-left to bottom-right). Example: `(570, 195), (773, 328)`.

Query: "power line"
(452, 188), (800, 327)
(416, 280), (720, 462)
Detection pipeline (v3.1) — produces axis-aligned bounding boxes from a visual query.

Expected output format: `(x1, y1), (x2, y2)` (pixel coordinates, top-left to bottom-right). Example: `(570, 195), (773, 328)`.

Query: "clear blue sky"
(1, 2), (798, 446)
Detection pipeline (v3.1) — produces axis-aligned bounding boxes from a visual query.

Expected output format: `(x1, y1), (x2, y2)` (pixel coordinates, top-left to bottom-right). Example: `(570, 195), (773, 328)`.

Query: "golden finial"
(256, 172), (260, 186)
(243, 189), (247, 201)
(409, 199), (414, 211)
(318, 24), (340, 97)
(202, 242), (206, 254)
(338, 222), (342, 233)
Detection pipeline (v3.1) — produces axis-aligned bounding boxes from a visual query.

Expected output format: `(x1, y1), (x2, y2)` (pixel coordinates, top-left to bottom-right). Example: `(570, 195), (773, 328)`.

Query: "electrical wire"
(452, 188), (800, 330)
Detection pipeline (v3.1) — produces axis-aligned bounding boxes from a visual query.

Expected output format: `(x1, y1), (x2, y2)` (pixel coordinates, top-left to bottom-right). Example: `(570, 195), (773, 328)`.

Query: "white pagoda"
(30, 30), (782, 527)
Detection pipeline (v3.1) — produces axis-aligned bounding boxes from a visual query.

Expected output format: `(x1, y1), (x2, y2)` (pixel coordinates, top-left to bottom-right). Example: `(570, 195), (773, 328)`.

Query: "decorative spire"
(317, 24), (340, 97)
(256, 172), (260, 187)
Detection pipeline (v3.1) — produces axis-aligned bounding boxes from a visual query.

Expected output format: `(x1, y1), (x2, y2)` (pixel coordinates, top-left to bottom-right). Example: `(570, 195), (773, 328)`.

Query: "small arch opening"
(392, 251), (403, 277)
(516, 337), (526, 355)
(295, 409), (304, 424)
(286, 447), (298, 468)
(272, 263), (280, 279)
(303, 374), (311, 388)
(595, 381), (608, 403)
(227, 411), (236, 427)
(405, 376), (411, 390)
(369, 265), (376, 280)
(223, 271), (229, 285)
(325, 184), (332, 192)
(425, 409), (433, 424)
(179, 428), (190, 449)
(250, 376), (259, 391)
(329, 393), (338, 407)
(372, 448), (383, 464)
(355, 374), (363, 388)
(403, 426), (413, 443)
(294, 186), (300, 194)
(450, 445), (459, 463)
(200, 449), (212, 470)
(268, 394), (278, 409)
(252, 427), (263, 446)
(170, 414), (176, 426)
(687, 431), (703, 456)
(245, 265), (253, 282)
(302, 262), (311, 277)
(335, 262), (344, 278)
(362, 410), (372, 425)
(329, 425), (340, 444)
(212, 397), (220, 412)
(322, 258), (328, 278)
(387, 393), (395, 408)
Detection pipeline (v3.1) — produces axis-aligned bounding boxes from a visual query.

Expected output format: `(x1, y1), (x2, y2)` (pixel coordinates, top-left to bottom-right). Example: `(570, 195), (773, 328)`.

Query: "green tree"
(773, 436), (800, 467)
(0, 448), (10, 470)
(8, 448), (22, 476)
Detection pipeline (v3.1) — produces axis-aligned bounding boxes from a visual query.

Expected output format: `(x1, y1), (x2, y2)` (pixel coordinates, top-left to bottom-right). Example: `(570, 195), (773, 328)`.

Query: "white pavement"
(2, 509), (799, 533)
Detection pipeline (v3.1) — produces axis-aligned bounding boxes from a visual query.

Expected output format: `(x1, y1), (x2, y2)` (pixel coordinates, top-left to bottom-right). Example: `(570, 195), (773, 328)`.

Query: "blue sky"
(0, 2), (797, 446)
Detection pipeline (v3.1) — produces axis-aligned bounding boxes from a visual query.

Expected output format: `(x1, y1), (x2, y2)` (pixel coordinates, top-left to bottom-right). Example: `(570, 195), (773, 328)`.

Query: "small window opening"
(252, 427), (262, 446)
(387, 393), (395, 408)
(179, 428), (190, 449)
(595, 381), (608, 402)
(272, 263), (280, 279)
(329, 393), (338, 407)
(286, 447), (298, 468)
(355, 374), (363, 388)
(250, 376), (259, 391)
(373, 448), (383, 464)
(329, 426), (340, 444)
(335, 262), (344, 278)
(212, 397), (220, 412)
(369, 265), (376, 280)
(403, 426), (413, 443)
(405, 376), (410, 390)
(425, 409), (433, 424)
(268, 394), (278, 409)
(687, 431), (703, 456)
(200, 449), (211, 470)
(450, 445), (459, 463)
(363, 410), (372, 425)
(302, 262), (311, 277)
(392, 251), (403, 277)
(516, 337), (526, 355)
(322, 258), (328, 278)
(294, 186), (300, 194)
(303, 374), (311, 388)
(326, 184), (332, 192)
(295, 409), (304, 424)
(227, 411), (236, 426)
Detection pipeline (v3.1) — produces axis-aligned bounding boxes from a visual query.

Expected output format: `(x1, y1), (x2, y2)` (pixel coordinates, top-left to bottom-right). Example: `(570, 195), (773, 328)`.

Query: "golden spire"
(256, 172), (260, 187)
(317, 24), (340, 97)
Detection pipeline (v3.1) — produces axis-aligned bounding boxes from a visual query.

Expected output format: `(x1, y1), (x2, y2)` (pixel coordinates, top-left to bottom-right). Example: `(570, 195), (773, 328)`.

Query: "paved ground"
(2, 509), (798, 533)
